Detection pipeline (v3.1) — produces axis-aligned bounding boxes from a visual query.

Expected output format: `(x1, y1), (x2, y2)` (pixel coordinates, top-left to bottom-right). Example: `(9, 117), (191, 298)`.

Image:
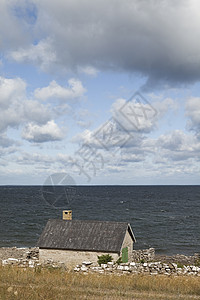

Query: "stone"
(81, 266), (88, 272)
(2, 260), (8, 266)
(150, 271), (158, 275)
(28, 260), (35, 268)
(101, 264), (107, 269)
(7, 287), (13, 293)
(106, 268), (113, 272)
(91, 266), (102, 271)
(143, 263), (148, 267)
(82, 261), (92, 266)
(7, 258), (18, 262)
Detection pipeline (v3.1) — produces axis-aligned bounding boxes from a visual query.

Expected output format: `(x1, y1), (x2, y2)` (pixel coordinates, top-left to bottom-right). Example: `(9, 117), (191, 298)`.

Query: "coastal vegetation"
(0, 265), (200, 300)
(97, 254), (113, 265)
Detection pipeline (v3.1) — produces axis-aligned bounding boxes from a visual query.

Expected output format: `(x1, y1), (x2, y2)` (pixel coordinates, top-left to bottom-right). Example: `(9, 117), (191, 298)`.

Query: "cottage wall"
(39, 249), (119, 267)
(120, 229), (134, 260)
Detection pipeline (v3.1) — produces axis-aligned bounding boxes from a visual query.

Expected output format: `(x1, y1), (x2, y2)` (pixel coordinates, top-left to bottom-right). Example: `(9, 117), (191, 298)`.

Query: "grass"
(0, 265), (200, 299)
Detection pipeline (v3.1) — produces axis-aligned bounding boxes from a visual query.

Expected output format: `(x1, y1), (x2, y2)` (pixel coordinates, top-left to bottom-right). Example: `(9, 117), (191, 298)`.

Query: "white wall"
(39, 249), (119, 267)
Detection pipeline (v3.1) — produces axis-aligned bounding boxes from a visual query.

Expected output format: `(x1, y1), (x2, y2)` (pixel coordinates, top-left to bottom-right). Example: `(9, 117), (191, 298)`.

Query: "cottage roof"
(36, 219), (136, 253)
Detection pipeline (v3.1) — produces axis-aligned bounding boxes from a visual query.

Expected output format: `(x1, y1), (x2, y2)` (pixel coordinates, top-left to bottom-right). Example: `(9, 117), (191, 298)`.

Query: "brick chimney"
(62, 210), (72, 220)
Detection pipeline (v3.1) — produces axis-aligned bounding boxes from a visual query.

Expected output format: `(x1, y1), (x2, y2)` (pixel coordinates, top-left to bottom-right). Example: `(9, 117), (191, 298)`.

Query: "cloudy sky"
(0, 0), (200, 185)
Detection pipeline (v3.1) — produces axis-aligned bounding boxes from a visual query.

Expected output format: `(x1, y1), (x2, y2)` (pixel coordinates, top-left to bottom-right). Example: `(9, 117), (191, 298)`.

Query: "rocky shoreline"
(0, 247), (200, 276)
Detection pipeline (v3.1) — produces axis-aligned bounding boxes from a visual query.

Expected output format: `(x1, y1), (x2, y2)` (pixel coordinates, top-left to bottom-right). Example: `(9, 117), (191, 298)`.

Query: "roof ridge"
(48, 218), (129, 224)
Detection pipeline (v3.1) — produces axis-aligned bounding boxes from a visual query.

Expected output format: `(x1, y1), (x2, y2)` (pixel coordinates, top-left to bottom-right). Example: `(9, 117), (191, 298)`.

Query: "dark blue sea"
(0, 185), (199, 256)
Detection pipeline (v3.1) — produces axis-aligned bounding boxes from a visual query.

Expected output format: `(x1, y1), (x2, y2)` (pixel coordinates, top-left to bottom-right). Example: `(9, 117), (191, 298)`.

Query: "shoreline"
(0, 246), (200, 277)
(0, 246), (199, 265)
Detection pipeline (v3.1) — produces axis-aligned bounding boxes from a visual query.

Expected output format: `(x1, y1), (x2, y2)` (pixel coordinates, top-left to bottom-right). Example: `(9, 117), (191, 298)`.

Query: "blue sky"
(0, 0), (200, 185)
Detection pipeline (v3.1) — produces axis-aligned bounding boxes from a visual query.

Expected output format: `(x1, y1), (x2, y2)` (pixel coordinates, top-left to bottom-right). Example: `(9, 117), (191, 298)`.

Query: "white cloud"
(0, 77), (26, 132)
(34, 78), (86, 101)
(0, 134), (19, 148)
(9, 38), (57, 72)
(186, 97), (200, 137)
(120, 151), (145, 163)
(0, 146), (18, 159)
(22, 120), (64, 143)
(0, 76), (52, 134)
(23, 99), (51, 124)
(72, 117), (144, 156)
(16, 151), (55, 165)
(156, 130), (200, 162)
(78, 66), (99, 76)
(73, 109), (93, 128)
(158, 130), (191, 151)
(111, 97), (157, 133)
(11, 151), (72, 173)
(0, 76), (26, 108)
(111, 96), (177, 134)
(71, 129), (94, 145)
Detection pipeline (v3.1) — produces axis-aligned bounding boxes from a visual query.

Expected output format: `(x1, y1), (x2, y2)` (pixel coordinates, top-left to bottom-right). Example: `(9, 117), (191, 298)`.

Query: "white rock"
(143, 263), (148, 267)
(148, 263), (153, 267)
(150, 271), (158, 275)
(2, 260), (8, 266)
(106, 268), (113, 272)
(82, 261), (92, 266)
(172, 263), (177, 268)
(7, 258), (18, 261)
(165, 268), (171, 272)
(91, 266), (102, 270)
(101, 264), (107, 269)
(28, 261), (35, 268)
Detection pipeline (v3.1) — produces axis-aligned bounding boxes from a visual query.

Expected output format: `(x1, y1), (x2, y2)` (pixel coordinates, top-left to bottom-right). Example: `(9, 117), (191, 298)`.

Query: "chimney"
(62, 210), (72, 220)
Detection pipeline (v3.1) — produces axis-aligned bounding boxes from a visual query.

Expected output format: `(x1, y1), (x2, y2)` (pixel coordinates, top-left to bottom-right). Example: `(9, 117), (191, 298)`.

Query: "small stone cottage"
(36, 217), (136, 266)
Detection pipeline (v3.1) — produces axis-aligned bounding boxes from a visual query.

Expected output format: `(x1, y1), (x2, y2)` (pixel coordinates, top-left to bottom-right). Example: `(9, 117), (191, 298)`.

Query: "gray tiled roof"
(36, 219), (135, 253)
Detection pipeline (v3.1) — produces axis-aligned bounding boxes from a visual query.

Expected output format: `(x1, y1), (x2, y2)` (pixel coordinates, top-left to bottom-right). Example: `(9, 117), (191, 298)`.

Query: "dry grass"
(0, 265), (200, 300)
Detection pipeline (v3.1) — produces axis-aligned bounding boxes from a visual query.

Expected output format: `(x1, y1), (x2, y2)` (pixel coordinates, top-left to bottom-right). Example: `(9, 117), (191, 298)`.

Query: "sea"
(0, 185), (199, 256)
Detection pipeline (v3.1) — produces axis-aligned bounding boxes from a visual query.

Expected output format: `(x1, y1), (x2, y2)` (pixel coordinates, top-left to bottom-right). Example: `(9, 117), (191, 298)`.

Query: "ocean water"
(0, 185), (199, 256)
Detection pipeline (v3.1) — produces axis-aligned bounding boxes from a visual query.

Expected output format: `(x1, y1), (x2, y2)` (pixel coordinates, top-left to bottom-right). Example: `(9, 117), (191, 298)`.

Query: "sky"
(0, 0), (200, 185)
